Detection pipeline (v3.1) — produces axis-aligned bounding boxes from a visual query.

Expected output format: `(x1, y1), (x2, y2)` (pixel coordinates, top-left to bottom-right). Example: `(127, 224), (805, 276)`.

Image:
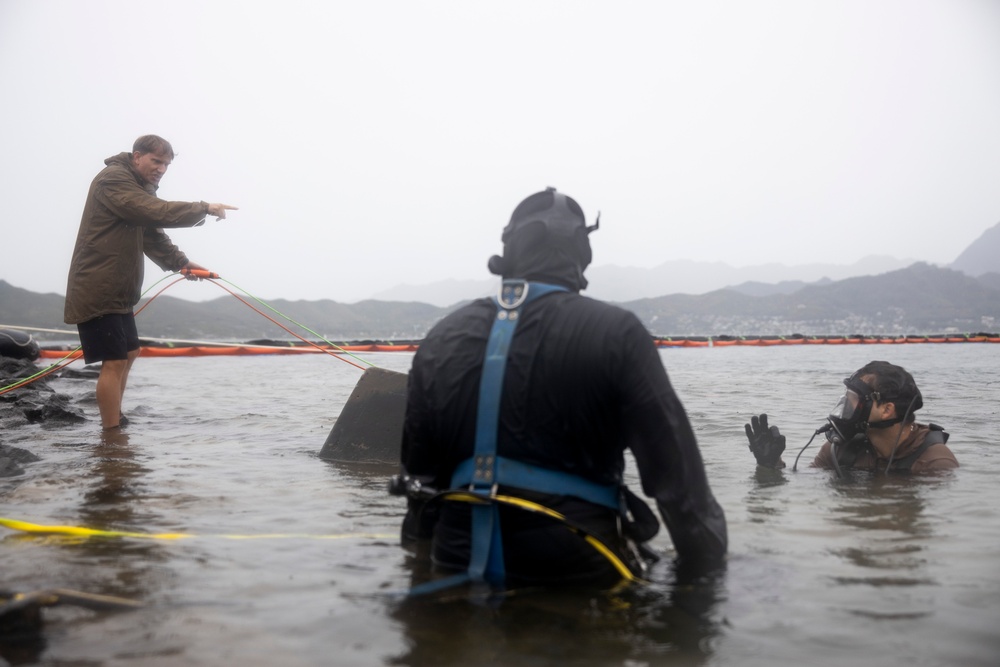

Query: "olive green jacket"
(65, 152), (209, 324)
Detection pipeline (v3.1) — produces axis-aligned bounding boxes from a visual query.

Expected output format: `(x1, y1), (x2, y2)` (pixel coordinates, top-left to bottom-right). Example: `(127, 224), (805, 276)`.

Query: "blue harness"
(406, 280), (623, 596)
(448, 280), (620, 589)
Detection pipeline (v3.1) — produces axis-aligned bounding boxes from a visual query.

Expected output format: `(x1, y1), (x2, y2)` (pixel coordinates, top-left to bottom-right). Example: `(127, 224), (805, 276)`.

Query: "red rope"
(3, 273), (367, 395)
(196, 278), (367, 370)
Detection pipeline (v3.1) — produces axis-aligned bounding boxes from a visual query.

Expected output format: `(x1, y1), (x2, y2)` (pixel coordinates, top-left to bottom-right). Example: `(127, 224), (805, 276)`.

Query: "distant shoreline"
(28, 332), (1000, 358)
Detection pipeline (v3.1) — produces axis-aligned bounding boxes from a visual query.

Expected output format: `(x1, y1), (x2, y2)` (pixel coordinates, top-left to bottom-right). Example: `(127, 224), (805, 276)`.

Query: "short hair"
(132, 135), (174, 159)
(855, 360), (923, 422)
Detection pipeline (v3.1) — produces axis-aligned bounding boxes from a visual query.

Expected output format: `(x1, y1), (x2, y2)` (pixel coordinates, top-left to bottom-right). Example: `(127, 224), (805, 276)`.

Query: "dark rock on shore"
(0, 357), (42, 380)
(0, 444), (41, 477)
(1, 357), (91, 477)
(57, 367), (100, 380)
(0, 358), (86, 429)
(21, 392), (86, 425)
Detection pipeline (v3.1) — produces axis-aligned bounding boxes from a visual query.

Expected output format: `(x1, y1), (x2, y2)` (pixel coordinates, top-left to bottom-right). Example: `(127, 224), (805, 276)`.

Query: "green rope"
(215, 276), (376, 368)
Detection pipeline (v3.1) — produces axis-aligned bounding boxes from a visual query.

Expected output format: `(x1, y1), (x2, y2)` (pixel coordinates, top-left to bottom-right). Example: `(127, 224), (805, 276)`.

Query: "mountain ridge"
(3, 263), (998, 341)
(625, 263), (1000, 336)
(950, 220), (1000, 277)
(4, 225), (997, 340)
(371, 254), (922, 306)
(369, 221), (998, 307)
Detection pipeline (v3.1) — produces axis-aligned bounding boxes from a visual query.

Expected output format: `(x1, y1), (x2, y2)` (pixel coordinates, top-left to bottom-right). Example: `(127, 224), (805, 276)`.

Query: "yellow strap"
(441, 491), (647, 584)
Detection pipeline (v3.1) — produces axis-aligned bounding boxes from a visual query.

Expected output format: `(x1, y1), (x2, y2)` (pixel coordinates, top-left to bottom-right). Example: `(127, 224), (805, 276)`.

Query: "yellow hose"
(0, 517), (393, 541)
(441, 491), (647, 584)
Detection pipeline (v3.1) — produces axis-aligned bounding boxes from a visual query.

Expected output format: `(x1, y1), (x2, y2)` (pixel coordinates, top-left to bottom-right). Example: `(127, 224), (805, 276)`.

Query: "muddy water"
(2, 345), (998, 666)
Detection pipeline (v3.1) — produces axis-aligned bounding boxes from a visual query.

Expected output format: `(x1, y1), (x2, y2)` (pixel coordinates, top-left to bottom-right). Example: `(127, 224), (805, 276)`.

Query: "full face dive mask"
(826, 375), (879, 443)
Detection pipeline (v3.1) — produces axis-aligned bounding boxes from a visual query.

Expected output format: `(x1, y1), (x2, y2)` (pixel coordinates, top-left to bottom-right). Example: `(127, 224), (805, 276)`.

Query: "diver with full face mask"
(744, 361), (958, 475)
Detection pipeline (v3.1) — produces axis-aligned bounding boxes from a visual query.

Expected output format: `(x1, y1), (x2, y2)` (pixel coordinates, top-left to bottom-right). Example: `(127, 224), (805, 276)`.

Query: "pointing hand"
(207, 203), (238, 219)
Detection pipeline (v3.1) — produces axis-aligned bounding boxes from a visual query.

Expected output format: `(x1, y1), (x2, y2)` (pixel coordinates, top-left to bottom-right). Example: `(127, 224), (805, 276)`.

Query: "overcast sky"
(2, 0), (998, 305)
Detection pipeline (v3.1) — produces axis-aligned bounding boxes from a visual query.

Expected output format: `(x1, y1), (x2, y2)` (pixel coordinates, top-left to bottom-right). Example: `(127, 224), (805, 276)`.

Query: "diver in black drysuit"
(398, 188), (727, 588)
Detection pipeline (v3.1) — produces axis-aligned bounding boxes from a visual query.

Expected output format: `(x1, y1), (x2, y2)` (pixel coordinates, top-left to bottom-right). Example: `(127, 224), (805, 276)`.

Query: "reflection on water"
(341, 452), (728, 667)
(824, 473), (946, 620)
(73, 429), (169, 599)
(737, 455), (962, 636)
(827, 472), (935, 536)
(84, 429), (148, 520)
(744, 467), (790, 522)
(388, 564), (727, 667)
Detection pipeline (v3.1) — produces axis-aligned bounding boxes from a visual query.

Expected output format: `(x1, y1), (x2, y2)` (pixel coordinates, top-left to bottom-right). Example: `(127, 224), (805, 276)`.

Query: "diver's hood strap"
(865, 417), (905, 430)
(466, 280), (568, 586)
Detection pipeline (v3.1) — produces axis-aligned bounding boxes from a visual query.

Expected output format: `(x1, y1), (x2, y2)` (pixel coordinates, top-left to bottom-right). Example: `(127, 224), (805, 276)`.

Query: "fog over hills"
(373, 255), (920, 307)
(949, 220), (1000, 277)
(372, 219), (999, 307)
(2, 221), (997, 340)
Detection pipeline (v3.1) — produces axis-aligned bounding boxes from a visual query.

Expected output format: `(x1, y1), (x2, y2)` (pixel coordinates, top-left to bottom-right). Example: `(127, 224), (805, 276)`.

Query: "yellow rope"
(440, 492), (647, 584)
(0, 517), (393, 541)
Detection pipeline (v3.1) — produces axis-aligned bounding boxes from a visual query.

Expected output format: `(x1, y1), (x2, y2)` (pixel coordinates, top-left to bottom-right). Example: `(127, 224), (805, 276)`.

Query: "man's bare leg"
(96, 349), (139, 429)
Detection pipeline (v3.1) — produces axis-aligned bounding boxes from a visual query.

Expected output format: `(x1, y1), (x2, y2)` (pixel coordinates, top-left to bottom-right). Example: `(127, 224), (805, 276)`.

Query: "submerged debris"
(0, 588), (143, 662)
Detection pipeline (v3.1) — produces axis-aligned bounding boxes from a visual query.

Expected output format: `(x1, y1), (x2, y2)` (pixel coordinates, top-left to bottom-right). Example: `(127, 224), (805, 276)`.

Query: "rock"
(1, 358), (86, 426)
(0, 444), (41, 478)
(0, 457), (23, 477)
(0, 357), (41, 380)
(58, 367), (100, 380)
(23, 396), (85, 425)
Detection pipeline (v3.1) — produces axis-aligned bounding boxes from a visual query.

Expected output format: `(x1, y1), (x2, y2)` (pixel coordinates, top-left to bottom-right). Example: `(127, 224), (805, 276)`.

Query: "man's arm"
(142, 227), (189, 272)
(619, 317), (728, 572)
(96, 167), (236, 229)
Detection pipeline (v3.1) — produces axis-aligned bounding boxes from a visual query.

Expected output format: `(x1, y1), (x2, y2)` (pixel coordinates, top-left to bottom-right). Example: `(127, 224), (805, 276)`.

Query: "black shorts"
(77, 313), (140, 364)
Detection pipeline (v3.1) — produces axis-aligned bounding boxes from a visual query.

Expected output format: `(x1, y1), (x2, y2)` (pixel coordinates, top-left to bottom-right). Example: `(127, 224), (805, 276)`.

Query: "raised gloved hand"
(744, 413), (786, 468)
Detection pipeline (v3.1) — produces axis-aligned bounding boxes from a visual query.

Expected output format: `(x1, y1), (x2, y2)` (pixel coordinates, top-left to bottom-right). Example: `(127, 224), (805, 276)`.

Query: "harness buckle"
(498, 281), (529, 310)
(471, 454), (496, 489)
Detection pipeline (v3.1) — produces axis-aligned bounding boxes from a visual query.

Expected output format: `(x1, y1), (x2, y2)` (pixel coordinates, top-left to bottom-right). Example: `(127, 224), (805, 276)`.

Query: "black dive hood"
(487, 187), (600, 292)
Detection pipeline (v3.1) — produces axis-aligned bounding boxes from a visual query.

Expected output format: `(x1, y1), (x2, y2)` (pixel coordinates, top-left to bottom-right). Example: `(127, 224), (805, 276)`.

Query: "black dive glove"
(745, 413), (786, 468)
